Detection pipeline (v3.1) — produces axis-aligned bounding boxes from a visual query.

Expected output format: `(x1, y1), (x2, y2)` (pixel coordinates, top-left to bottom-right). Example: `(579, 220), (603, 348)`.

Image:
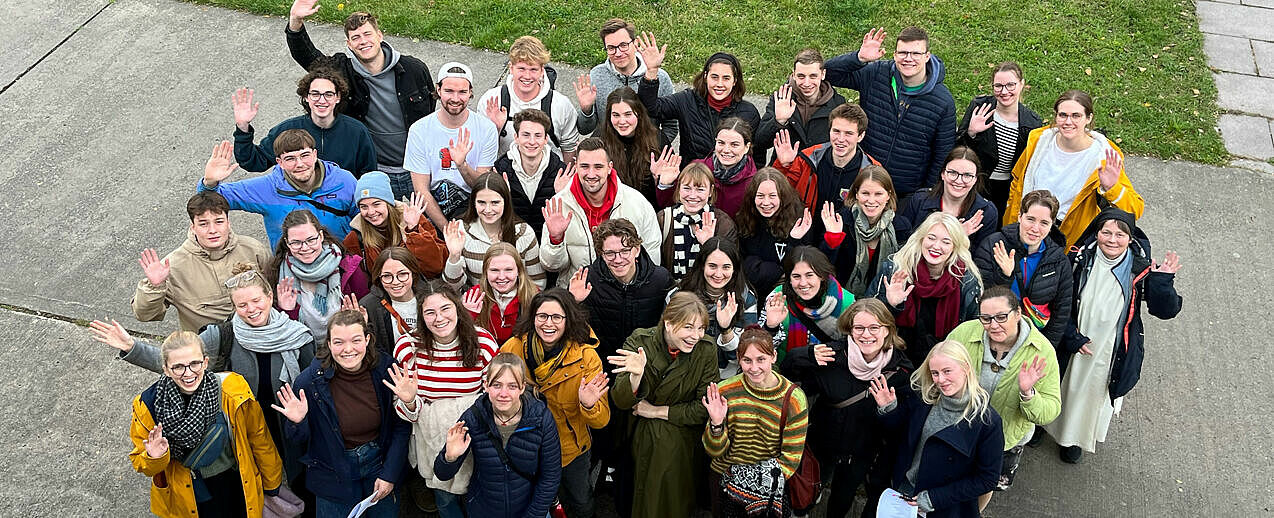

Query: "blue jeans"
(314, 442), (399, 518)
(384, 170), (414, 202)
(434, 488), (466, 518)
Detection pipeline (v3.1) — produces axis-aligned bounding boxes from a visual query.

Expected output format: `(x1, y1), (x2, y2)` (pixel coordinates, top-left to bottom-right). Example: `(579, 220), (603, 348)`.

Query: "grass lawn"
(188, 0), (1227, 164)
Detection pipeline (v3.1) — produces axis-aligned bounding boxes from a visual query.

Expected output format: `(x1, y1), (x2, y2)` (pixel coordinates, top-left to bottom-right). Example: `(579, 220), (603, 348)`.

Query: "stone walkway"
(1198, 0), (1274, 167)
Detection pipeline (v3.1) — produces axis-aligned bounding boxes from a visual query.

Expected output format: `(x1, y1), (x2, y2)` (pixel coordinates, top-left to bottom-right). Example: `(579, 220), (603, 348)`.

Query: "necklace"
(495, 408), (522, 426)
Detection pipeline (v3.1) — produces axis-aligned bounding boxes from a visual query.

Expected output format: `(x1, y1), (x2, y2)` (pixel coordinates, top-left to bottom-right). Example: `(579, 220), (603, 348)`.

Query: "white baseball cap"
(437, 62), (474, 86)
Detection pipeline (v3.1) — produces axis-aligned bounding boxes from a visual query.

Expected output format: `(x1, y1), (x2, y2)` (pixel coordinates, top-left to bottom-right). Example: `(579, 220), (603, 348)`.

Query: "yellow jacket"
(502, 335), (611, 466)
(1004, 127), (1144, 247)
(129, 372), (283, 518)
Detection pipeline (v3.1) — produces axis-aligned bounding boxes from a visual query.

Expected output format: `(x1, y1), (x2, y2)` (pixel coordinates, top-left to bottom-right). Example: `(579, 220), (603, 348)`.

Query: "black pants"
(985, 177), (1012, 226)
(197, 469), (248, 518)
(822, 454), (890, 518)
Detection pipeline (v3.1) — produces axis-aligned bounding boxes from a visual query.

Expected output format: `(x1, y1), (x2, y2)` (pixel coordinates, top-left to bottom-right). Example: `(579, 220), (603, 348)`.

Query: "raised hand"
(693, 210), (717, 244)
(773, 129), (800, 167)
(203, 140), (240, 187)
(553, 165), (576, 193)
(289, 0), (320, 25)
(1151, 251), (1181, 274)
(270, 384), (309, 424)
(89, 319), (136, 353)
(868, 374), (896, 407)
(276, 277), (299, 311)
(992, 240), (1017, 278)
(448, 128), (474, 169)
(340, 293), (368, 322)
(144, 422), (170, 459)
(635, 32), (666, 75)
(403, 191), (427, 230)
(542, 197), (574, 242)
(138, 248), (171, 286)
(967, 103), (994, 136)
(382, 363), (419, 405)
(231, 88), (259, 133)
(773, 83), (796, 125)
(883, 269), (914, 307)
(484, 96), (509, 132)
(701, 382), (729, 426)
(961, 209), (984, 237)
(607, 347), (648, 378)
(859, 27), (888, 62)
(764, 292), (789, 326)
(1017, 355), (1047, 394)
(574, 75), (597, 113)
(650, 146), (682, 187)
(716, 291), (738, 329)
(820, 201), (843, 235)
(1098, 148), (1123, 191)
(568, 267), (593, 302)
(790, 208), (814, 239)
(577, 372), (610, 409)
(443, 219), (466, 260)
(443, 421), (471, 462)
(813, 344), (836, 366)
(462, 286), (484, 315)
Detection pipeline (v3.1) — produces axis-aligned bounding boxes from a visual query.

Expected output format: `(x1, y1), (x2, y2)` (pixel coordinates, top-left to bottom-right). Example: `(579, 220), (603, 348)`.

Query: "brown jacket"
(343, 201), (447, 278)
(131, 230), (271, 332)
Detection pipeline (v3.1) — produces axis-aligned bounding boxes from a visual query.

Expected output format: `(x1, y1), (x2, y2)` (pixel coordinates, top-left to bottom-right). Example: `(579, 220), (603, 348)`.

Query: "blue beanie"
(355, 171), (395, 205)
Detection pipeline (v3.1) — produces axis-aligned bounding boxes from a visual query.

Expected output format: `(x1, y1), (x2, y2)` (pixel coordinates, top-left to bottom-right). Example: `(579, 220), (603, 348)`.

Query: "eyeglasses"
(895, 50), (928, 60)
(601, 248), (633, 261)
(1055, 112), (1088, 121)
(287, 234), (322, 251)
(977, 312), (1014, 325)
(944, 169), (977, 183)
(992, 82), (1019, 92)
(224, 270), (262, 289)
(851, 325), (885, 335)
(307, 90), (338, 101)
(604, 41), (633, 55)
(535, 313), (567, 324)
(168, 360), (206, 376)
(379, 271), (413, 285)
(279, 150), (314, 164)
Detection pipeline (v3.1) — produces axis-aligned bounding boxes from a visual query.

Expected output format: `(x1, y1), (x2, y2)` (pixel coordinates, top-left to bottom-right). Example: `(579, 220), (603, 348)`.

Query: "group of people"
(99, 3), (1186, 517)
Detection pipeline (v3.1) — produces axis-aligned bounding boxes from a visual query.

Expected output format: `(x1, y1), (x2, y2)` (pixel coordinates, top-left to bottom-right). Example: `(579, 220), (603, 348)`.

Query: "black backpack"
(498, 63), (561, 148)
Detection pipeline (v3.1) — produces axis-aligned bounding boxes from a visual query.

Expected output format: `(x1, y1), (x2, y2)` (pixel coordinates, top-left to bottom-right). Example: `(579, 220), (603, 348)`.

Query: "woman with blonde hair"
(868, 212), (982, 365)
(655, 162), (739, 278)
(127, 331), (283, 517)
(460, 242), (541, 344)
(343, 171), (448, 277)
(869, 340), (1002, 518)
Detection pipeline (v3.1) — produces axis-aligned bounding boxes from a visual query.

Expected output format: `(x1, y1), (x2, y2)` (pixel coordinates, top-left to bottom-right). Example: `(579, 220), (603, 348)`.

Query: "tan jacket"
(131, 230), (271, 331)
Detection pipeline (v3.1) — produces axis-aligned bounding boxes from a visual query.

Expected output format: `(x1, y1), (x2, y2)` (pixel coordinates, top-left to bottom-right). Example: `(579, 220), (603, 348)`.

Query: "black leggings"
(823, 456), (889, 518)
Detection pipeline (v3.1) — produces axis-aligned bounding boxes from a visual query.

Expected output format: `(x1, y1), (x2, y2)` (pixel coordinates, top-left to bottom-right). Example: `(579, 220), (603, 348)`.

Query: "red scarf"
(707, 94), (732, 112)
(569, 168), (619, 229)
(896, 262), (965, 337)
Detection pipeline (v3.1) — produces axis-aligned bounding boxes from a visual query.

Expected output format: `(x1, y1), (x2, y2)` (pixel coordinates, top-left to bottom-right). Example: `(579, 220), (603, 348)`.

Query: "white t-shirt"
(403, 110), (499, 192)
(1026, 139), (1105, 220)
(390, 298), (418, 344)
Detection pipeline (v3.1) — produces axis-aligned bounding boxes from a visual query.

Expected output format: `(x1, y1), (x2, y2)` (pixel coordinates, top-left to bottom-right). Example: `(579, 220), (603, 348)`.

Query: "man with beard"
(286, 1), (436, 198)
(231, 69), (378, 177)
(754, 48), (848, 164)
(540, 137), (661, 288)
(404, 62), (500, 230)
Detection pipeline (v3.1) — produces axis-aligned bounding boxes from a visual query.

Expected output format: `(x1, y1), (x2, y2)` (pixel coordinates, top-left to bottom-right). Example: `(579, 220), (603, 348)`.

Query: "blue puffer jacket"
(197, 160), (357, 245)
(435, 393), (562, 518)
(823, 51), (957, 197)
(284, 355), (411, 503)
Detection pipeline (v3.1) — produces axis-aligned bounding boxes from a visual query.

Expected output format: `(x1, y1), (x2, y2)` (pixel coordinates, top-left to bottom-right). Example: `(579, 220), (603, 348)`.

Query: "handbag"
(722, 384), (797, 517)
(1021, 296), (1051, 329)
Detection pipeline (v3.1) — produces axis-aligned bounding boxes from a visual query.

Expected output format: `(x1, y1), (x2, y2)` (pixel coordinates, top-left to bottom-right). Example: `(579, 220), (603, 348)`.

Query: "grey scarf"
(279, 243), (344, 316)
(152, 372), (222, 462)
(232, 309), (312, 384)
(847, 206), (898, 294)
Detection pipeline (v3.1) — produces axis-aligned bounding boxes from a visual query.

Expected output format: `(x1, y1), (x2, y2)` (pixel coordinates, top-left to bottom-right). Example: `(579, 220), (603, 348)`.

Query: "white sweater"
(442, 220), (547, 290)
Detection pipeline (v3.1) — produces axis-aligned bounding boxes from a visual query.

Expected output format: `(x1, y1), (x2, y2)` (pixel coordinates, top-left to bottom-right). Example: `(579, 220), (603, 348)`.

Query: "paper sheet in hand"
(876, 488), (918, 518)
(346, 493), (379, 518)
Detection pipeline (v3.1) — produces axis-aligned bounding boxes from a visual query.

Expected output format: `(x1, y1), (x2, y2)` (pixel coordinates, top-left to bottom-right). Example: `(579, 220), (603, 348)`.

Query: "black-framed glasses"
(895, 50), (928, 60)
(977, 312), (1013, 325)
(601, 248), (633, 261)
(535, 313), (566, 324)
(307, 90), (338, 101)
(604, 41), (633, 55)
(168, 360), (206, 376)
(943, 169), (977, 183)
(287, 234), (322, 251)
(224, 270), (262, 289)
(379, 271), (413, 285)
(992, 82), (1019, 92)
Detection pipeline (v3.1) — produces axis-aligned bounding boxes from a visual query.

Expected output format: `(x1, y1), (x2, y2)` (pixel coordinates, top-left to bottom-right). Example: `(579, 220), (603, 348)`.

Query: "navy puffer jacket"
(434, 393), (562, 518)
(823, 51), (957, 197)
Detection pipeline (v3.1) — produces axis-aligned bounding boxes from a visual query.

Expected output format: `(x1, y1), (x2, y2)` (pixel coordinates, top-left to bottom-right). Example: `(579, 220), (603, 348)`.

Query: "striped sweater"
(392, 328), (499, 420)
(442, 220), (547, 290)
(702, 373), (809, 476)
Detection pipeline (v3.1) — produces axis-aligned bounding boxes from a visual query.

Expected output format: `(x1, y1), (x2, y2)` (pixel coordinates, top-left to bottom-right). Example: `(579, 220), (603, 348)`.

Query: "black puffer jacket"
(973, 224), (1074, 345)
(823, 51), (956, 197)
(285, 24), (435, 136)
(956, 96), (1044, 179)
(754, 84), (848, 163)
(583, 250), (674, 360)
(637, 81), (760, 167)
(495, 151), (567, 238)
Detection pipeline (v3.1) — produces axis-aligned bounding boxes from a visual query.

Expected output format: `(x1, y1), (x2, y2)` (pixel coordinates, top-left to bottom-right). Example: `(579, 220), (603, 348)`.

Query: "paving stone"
(1215, 72), (1274, 116)
(1198, 1), (1274, 40)
(1204, 33), (1257, 74)
(1240, 0), (1274, 10)
(1253, 39), (1274, 77)
(1219, 114), (1274, 159)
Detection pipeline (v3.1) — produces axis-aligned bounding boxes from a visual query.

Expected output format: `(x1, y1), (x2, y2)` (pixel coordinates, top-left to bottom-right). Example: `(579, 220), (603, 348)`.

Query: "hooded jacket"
(538, 172), (663, 287)
(823, 51), (957, 197)
(637, 78), (761, 167)
(972, 224), (1074, 345)
(132, 229), (272, 332)
(581, 251), (674, 361)
(197, 160), (357, 246)
(501, 334), (612, 466)
(583, 54), (678, 142)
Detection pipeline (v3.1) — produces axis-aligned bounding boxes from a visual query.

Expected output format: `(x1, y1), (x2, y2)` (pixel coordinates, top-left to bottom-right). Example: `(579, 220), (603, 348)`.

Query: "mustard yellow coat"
(502, 335), (611, 466)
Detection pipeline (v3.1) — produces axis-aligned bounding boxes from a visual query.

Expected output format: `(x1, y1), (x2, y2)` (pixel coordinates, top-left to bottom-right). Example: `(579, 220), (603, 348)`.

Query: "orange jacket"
(501, 335), (611, 466)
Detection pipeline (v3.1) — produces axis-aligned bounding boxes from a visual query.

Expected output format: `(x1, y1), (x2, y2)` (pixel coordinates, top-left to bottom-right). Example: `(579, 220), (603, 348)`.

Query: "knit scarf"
(784, 276), (848, 350)
(848, 206), (898, 294)
(712, 156), (748, 184)
(569, 169), (619, 229)
(896, 262), (964, 338)
(152, 371), (222, 462)
(846, 342), (894, 381)
(232, 308), (312, 384)
(280, 243), (344, 315)
(707, 94), (732, 112)
(670, 205), (706, 276)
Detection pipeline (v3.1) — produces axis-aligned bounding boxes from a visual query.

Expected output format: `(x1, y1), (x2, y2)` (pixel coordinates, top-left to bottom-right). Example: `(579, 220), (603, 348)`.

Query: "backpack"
(498, 63), (562, 148)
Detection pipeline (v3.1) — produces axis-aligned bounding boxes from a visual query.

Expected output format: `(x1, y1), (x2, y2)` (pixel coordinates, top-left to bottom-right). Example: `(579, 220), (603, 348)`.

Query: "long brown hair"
(474, 243), (540, 332)
(601, 87), (658, 194)
(412, 280), (483, 368)
(927, 146), (982, 216)
(268, 209), (348, 285)
(318, 309), (380, 370)
(735, 168), (803, 238)
(462, 172), (525, 243)
(358, 200), (406, 252)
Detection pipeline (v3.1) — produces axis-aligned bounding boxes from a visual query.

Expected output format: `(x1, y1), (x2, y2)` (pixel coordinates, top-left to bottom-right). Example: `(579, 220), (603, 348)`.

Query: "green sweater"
(946, 318), (1061, 449)
(702, 373), (809, 477)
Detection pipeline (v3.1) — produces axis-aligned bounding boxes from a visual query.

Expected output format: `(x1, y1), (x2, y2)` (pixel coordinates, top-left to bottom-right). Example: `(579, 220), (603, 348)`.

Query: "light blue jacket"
(197, 160), (356, 245)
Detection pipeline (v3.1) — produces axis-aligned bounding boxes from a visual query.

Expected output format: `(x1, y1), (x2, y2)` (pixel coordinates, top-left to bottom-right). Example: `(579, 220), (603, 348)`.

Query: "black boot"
(1059, 445), (1083, 464)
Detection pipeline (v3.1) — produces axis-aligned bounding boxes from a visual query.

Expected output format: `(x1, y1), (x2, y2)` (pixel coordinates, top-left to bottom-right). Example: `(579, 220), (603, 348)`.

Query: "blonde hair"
(475, 243), (540, 332)
(910, 340), (991, 423)
(674, 162), (718, 205)
(160, 330), (205, 365)
(662, 291), (710, 328)
(509, 36), (550, 66)
(485, 351), (532, 389)
(357, 200), (406, 252)
(228, 263), (274, 298)
(890, 212), (982, 287)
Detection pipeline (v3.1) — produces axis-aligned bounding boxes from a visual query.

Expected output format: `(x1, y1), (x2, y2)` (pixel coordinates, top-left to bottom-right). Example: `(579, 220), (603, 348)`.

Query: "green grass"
(190, 0), (1228, 164)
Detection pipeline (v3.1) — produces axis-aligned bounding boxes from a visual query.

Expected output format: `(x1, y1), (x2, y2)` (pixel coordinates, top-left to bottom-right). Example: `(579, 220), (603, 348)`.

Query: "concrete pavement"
(0, 0), (1267, 516)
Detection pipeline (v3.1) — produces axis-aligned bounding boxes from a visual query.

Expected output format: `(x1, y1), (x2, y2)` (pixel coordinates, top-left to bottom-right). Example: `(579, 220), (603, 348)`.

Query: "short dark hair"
(317, 309), (380, 371)
(599, 18), (636, 41)
(897, 26), (930, 48)
(344, 12), (380, 35)
(273, 129), (316, 157)
(593, 218), (642, 257)
(1020, 190), (1060, 220)
(578, 136), (607, 154)
(296, 68), (349, 114)
(979, 285), (1021, 312)
(793, 48), (824, 67)
(829, 103), (868, 132)
(186, 191), (230, 221)
(513, 109), (552, 135)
